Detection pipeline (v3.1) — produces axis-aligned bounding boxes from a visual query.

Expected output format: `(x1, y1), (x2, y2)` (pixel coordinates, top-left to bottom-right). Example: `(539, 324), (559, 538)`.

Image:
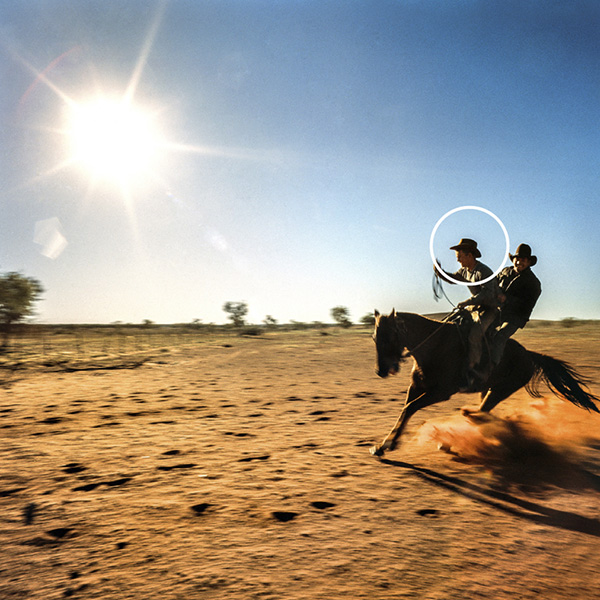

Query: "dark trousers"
(490, 321), (520, 365)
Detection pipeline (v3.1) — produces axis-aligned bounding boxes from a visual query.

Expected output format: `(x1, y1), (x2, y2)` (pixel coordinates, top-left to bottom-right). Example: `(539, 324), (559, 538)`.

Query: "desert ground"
(1, 321), (600, 599)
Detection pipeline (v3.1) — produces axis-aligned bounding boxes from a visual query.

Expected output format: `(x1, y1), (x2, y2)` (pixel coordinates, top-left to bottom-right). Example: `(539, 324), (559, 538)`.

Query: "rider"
(490, 243), (541, 366)
(436, 238), (499, 388)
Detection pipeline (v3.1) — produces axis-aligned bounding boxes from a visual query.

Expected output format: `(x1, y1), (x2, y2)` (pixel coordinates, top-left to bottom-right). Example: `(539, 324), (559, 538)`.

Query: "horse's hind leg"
(477, 377), (528, 413)
(472, 389), (506, 413)
(476, 353), (534, 413)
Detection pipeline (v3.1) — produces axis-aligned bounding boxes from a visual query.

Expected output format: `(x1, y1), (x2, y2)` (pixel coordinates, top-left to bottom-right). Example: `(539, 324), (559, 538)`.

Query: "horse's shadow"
(381, 458), (600, 538)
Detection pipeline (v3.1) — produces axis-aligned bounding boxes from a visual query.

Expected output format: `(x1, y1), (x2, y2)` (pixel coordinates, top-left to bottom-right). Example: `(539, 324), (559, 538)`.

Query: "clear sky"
(1, 0), (598, 324)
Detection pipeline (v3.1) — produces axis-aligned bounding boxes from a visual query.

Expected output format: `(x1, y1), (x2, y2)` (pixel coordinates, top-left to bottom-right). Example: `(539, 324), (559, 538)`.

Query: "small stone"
(191, 503), (213, 515)
(311, 501), (336, 510)
(23, 503), (37, 525)
(272, 511), (298, 523)
(47, 527), (72, 539)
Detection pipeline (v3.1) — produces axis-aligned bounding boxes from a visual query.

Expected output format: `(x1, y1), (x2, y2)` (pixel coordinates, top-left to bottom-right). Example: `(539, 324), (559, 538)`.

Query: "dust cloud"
(418, 398), (600, 492)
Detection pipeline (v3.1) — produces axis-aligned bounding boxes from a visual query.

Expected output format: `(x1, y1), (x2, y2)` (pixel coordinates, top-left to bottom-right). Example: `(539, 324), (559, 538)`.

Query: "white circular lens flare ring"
(429, 205), (510, 286)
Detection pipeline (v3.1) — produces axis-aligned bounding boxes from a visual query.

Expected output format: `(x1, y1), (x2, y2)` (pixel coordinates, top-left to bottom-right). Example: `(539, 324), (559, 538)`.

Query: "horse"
(370, 309), (599, 457)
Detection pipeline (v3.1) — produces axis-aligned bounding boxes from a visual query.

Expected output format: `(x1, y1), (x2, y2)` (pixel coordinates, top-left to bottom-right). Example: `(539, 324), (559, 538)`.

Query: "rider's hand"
(456, 301), (469, 310)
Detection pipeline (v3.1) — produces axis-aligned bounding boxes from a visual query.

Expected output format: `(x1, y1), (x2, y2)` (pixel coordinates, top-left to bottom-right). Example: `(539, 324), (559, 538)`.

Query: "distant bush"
(360, 313), (376, 327)
(560, 317), (580, 328)
(223, 301), (248, 327)
(240, 327), (262, 337)
(331, 306), (352, 328)
(528, 320), (553, 328)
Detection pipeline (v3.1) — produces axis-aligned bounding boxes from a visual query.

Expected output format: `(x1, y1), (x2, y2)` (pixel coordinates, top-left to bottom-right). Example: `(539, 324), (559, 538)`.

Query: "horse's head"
(373, 309), (406, 378)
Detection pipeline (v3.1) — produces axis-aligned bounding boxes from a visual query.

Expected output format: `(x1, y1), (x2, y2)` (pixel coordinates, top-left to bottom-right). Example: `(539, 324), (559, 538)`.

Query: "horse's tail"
(526, 351), (600, 413)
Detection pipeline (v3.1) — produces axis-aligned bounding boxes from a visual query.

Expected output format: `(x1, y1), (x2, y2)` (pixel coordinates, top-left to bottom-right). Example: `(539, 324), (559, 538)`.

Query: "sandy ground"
(1, 324), (600, 600)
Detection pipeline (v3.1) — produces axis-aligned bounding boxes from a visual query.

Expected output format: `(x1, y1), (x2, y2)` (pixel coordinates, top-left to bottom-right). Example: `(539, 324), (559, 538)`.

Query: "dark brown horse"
(370, 310), (599, 457)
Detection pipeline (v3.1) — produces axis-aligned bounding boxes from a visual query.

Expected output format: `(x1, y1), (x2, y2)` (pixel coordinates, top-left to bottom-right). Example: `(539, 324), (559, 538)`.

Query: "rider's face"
(513, 256), (531, 272)
(455, 250), (474, 268)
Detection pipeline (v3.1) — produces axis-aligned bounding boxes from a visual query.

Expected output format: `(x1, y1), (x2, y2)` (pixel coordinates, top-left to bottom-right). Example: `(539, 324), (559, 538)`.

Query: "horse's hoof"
(437, 442), (452, 453)
(370, 445), (385, 457)
(461, 408), (494, 424)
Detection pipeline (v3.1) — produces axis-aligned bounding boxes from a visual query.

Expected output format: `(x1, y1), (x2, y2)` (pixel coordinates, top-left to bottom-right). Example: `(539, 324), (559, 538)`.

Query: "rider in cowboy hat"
(490, 243), (541, 366)
(436, 238), (500, 388)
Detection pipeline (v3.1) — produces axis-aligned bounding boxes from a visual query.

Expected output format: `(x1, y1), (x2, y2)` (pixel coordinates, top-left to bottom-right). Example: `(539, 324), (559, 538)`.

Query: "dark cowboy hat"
(449, 238), (481, 258)
(510, 243), (537, 266)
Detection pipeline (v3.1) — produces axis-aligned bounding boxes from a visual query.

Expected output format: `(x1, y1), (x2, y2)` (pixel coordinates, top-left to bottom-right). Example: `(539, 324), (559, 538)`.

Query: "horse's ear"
(374, 309), (380, 318)
(391, 308), (396, 318)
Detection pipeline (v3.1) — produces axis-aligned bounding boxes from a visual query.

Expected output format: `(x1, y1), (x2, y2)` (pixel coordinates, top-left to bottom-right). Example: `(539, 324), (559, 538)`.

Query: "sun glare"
(66, 98), (162, 185)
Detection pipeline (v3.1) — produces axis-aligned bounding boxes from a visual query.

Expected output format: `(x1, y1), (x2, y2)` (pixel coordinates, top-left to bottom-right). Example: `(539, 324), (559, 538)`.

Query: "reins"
(432, 272), (456, 308)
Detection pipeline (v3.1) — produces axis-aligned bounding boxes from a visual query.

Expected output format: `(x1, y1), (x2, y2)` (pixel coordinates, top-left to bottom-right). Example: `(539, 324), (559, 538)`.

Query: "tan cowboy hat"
(510, 243), (537, 266)
(449, 238), (481, 258)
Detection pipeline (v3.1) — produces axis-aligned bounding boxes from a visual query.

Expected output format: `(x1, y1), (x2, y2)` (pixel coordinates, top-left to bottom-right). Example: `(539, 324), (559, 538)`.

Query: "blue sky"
(1, 0), (598, 324)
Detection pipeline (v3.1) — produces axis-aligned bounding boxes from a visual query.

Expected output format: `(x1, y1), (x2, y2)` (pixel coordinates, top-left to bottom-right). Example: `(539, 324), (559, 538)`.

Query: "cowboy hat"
(510, 243), (537, 266)
(449, 238), (481, 258)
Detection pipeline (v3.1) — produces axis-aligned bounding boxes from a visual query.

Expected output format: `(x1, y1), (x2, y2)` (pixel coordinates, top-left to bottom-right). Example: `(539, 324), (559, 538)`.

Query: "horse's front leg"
(370, 386), (427, 457)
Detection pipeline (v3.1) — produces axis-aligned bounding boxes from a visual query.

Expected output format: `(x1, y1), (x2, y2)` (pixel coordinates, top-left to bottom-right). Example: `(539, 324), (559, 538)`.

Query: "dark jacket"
(497, 266), (541, 328)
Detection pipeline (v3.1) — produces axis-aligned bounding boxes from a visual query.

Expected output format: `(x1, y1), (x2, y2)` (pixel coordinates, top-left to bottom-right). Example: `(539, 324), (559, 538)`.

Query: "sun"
(66, 97), (163, 185)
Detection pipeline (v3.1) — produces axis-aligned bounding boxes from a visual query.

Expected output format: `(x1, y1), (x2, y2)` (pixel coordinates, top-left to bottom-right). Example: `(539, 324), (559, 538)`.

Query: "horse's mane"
(394, 311), (455, 328)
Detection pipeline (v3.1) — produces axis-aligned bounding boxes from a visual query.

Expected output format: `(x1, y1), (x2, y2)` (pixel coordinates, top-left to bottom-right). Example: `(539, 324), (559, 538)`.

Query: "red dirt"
(1, 326), (600, 599)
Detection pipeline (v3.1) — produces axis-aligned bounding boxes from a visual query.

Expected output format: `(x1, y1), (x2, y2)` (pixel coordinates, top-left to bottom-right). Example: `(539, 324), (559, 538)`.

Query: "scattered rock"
(23, 502), (37, 524)
(293, 443), (319, 449)
(330, 470), (350, 478)
(272, 511), (299, 523)
(41, 416), (64, 424)
(157, 463), (197, 471)
(47, 527), (72, 539)
(23, 536), (60, 546)
(0, 487), (26, 497)
(73, 483), (99, 492)
(238, 455), (270, 463)
(311, 501), (336, 510)
(416, 509), (439, 518)
(63, 584), (89, 597)
(103, 477), (132, 487)
(191, 503), (213, 515)
(62, 463), (87, 474)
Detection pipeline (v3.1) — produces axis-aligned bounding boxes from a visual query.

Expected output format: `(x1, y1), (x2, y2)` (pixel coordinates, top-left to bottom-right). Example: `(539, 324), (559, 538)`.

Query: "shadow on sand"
(381, 458), (600, 537)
